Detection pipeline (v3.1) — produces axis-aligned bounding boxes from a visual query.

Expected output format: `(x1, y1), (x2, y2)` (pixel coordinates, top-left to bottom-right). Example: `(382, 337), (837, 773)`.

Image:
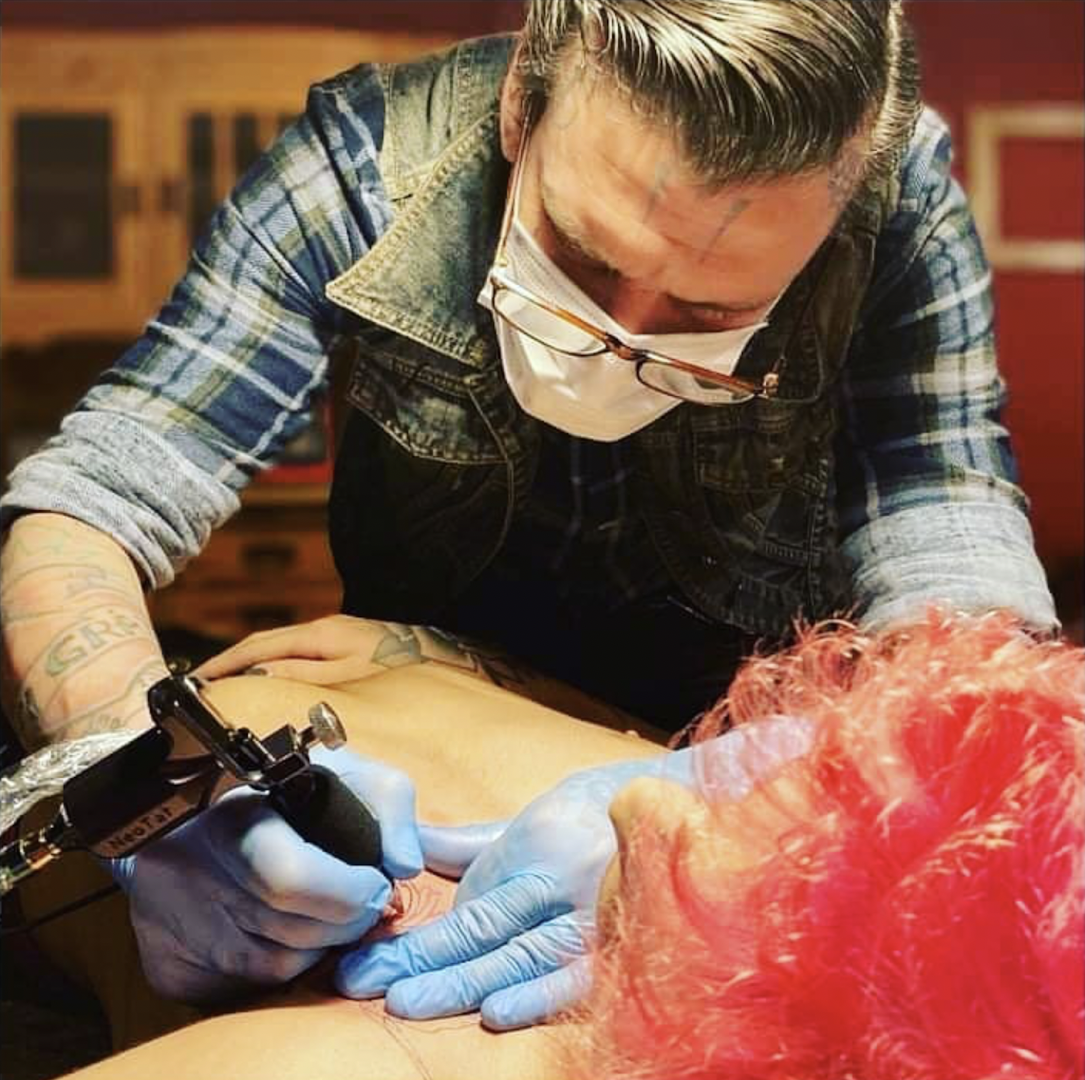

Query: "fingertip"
(481, 960), (590, 1031)
(354, 866), (394, 913)
(334, 950), (378, 999)
(480, 996), (529, 1032)
(382, 981), (416, 1018)
(384, 977), (465, 1021)
(381, 832), (425, 881)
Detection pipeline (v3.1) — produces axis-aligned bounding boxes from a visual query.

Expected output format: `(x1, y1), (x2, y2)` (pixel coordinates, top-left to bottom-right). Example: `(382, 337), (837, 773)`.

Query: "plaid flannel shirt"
(0, 61), (1056, 633)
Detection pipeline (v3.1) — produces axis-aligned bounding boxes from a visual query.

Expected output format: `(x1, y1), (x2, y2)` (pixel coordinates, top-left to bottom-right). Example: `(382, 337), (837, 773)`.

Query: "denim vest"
(325, 36), (894, 639)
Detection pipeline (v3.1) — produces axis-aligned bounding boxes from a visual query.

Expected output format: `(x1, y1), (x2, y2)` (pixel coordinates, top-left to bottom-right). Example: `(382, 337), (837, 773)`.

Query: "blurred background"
(1, 0), (1081, 643)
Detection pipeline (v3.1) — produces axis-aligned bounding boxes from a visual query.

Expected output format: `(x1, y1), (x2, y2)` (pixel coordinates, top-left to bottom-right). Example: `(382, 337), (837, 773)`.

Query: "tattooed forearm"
(41, 606), (150, 679)
(2, 513), (166, 746)
(46, 658), (167, 741)
(0, 561), (138, 620)
(18, 603), (163, 741)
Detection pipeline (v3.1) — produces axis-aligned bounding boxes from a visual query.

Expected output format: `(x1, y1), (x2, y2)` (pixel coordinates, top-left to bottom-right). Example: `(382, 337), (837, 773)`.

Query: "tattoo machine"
(0, 673), (382, 896)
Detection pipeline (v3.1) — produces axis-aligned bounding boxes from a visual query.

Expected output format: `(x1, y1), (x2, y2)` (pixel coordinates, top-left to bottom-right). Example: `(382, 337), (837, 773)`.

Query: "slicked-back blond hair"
(518, 0), (920, 189)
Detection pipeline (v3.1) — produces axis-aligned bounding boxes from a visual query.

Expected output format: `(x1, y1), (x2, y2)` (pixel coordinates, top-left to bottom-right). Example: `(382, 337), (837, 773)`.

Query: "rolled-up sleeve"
(835, 107), (1057, 633)
(0, 65), (394, 588)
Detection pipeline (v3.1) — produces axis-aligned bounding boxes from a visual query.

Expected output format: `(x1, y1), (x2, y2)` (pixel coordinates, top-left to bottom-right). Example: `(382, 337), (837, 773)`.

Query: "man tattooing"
(0, 1), (1057, 1030)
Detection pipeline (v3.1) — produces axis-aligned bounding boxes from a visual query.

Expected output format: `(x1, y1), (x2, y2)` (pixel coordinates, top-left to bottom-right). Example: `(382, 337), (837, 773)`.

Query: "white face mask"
(479, 217), (771, 442)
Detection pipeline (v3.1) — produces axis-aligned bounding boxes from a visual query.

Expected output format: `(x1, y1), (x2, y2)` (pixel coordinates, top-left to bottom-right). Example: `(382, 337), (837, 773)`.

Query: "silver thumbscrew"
(304, 702), (347, 751)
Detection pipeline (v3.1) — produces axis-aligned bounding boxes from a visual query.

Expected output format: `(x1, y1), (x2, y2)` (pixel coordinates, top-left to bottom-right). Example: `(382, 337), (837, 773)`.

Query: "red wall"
(907, 1), (1084, 580)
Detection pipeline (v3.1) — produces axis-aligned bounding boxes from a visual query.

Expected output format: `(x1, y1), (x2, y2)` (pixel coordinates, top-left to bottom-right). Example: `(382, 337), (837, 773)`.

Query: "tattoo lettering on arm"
(42, 607), (150, 679)
(2, 514), (165, 747)
(15, 604), (164, 733)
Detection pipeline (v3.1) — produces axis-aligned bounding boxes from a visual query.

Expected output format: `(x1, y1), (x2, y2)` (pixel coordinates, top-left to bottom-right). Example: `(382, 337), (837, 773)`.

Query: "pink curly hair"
(573, 610), (1084, 1080)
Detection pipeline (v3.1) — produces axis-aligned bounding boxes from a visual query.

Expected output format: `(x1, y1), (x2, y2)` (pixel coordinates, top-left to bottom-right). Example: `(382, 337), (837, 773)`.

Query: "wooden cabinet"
(148, 500), (342, 642)
(0, 35), (152, 342)
(0, 28), (451, 346)
(1, 27), (450, 641)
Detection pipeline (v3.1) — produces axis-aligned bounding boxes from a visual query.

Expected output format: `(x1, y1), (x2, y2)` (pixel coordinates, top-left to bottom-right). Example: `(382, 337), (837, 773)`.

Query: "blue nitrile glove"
(335, 715), (813, 1030)
(109, 745), (423, 1003)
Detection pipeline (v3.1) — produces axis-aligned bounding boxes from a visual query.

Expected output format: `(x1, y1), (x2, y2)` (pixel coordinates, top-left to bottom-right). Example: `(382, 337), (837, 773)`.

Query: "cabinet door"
(0, 28), (452, 346)
(149, 29), (451, 304)
(0, 33), (154, 344)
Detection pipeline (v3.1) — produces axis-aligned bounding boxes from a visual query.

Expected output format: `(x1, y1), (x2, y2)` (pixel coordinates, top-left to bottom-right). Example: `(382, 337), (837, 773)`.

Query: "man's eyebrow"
(539, 186), (776, 315)
(539, 188), (620, 271)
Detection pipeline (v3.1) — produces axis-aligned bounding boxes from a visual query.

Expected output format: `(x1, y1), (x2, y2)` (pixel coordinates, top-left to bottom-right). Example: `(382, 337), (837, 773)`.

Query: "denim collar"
(326, 38), (514, 370)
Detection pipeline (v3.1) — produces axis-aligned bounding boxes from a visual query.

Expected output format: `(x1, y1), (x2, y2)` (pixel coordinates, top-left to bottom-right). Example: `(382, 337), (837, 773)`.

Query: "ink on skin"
(51, 658), (166, 740)
(699, 196), (752, 261)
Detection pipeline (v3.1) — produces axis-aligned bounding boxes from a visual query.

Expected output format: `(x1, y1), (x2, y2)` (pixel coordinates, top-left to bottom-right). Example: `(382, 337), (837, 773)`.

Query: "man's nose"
(599, 282), (670, 336)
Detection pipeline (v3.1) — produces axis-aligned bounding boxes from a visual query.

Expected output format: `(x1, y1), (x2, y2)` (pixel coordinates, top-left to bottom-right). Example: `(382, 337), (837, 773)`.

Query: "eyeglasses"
(488, 113), (780, 404)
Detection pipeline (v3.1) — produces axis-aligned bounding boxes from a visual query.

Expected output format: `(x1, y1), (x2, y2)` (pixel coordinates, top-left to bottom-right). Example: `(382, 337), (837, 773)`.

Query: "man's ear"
(499, 43), (528, 163)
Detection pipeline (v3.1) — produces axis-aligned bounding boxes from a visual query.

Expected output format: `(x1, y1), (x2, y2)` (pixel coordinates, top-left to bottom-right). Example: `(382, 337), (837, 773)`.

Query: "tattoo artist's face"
(502, 64), (860, 336)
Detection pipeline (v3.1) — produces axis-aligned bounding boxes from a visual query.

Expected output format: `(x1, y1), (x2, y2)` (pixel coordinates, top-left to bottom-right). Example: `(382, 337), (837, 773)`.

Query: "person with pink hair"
(10, 610), (1083, 1079)
(583, 611), (1084, 1080)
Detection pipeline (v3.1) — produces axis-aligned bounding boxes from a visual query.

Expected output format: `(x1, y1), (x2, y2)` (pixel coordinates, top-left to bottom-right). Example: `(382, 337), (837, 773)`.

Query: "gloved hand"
(333, 748), (689, 1029)
(110, 745), (423, 1003)
(334, 716), (813, 1030)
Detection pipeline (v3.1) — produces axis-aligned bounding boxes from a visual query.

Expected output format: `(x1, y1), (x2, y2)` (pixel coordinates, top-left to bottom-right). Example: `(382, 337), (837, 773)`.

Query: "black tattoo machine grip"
(270, 765), (383, 868)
